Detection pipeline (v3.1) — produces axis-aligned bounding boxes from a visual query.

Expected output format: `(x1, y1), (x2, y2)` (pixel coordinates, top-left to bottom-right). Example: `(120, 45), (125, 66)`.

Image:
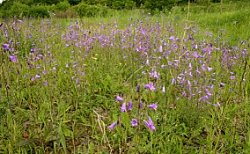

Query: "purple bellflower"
(131, 119), (138, 127)
(9, 55), (17, 62)
(116, 95), (123, 102)
(144, 82), (156, 91)
(139, 101), (144, 109)
(144, 117), (156, 132)
(121, 103), (127, 112)
(149, 70), (160, 79)
(148, 103), (157, 110)
(3, 43), (10, 50)
(108, 121), (118, 131)
(128, 101), (133, 111)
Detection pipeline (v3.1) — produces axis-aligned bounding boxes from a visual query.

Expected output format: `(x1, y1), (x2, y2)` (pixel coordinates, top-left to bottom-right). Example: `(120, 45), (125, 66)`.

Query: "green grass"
(0, 1), (250, 153)
(175, 1), (250, 45)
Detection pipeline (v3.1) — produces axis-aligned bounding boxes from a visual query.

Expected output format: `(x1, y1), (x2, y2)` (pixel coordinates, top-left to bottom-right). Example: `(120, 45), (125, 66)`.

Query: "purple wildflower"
(199, 95), (210, 102)
(141, 28), (146, 35)
(201, 64), (206, 71)
(230, 76), (235, 80)
(193, 51), (199, 58)
(144, 82), (156, 91)
(171, 78), (176, 84)
(149, 70), (160, 79)
(188, 63), (192, 70)
(220, 82), (226, 87)
(31, 74), (41, 82)
(169, 36), (175, 41)
(139, 101), (144, 109)
(207, 67), (213, 72)
(35, 74), (41, 79)
(3, 43), (9, 50)
(30, 48), (36, 53)
(30, 77), (35, 82)
(44, 81), (48, 86)
(192, 44), (198, 49)
(182, 91), (187, 97)
(42, 70), (47, 75)
(205, 89), (212, 96)
(131, 119), (138, 127)
(168, 61), (173, 66)
(9, 55), (17, 62)
(189, 72), (193, 77)
(144, 117), (156, 132)
(196, 67), (201, 74)
(108, 121), (118, 131)
(159, 45), (163, 52)
(212, 102), (221, 107)
(148, 103), (157, 110)
(121, 103), (127, 112)
(128, 101), (133, 111)
(116, 95), (123, 102)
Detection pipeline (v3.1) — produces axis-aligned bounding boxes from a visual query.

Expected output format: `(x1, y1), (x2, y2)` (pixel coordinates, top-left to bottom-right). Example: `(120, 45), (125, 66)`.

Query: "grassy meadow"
(0, 1), (250, 153)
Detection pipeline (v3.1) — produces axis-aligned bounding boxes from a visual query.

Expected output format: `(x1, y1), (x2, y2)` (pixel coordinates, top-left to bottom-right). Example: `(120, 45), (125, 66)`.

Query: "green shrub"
(171, 6), (185, 15)
(56, 1), (71, 11)
(144, 0), (174, 14)
(75, 3), (108, 17)
(74, 3), (87, 17)
(55, 8), (78, 18)
(28, 5), (50, 18)
(112, 1), (125, 10)
(125, 0), (136, 10)
(9, 2), (30, 17)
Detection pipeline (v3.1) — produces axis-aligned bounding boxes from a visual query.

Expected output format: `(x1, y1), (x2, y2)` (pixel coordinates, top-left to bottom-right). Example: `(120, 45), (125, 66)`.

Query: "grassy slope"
(0, 1), (250, 153)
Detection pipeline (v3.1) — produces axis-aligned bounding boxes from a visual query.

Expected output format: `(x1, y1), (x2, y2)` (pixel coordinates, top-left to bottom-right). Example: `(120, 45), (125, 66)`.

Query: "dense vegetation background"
(0, 0), (247, 18)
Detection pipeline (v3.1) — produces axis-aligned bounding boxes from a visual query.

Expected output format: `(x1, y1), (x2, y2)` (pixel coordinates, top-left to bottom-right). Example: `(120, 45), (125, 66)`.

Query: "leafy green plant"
(28, 5), (50, 18)
(74, 3), (108, 17)
(144, 0), (174, 13)
(55, 0), (71, 11)
(125, 0), (136, 10)
(112, 1), (125, 10)
(8, 2), (30, 18)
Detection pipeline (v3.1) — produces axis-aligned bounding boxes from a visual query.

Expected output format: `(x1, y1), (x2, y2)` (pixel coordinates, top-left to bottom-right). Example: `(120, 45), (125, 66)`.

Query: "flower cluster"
(108, 94), (157, 132)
